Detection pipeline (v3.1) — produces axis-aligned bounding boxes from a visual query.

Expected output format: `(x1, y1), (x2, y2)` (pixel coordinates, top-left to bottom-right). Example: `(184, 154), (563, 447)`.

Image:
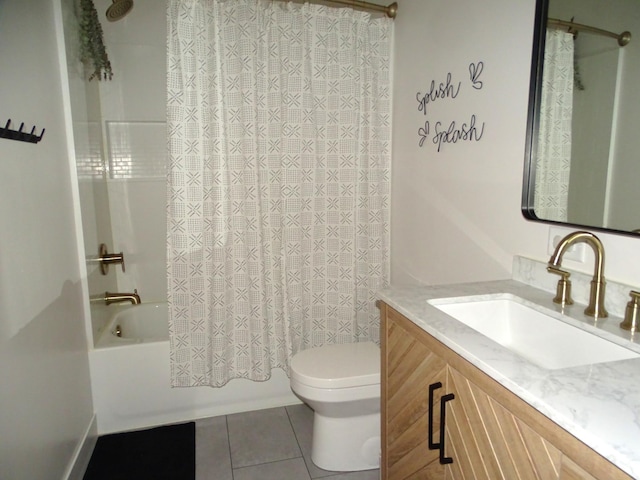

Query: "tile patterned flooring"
(196, 404), (380, 480)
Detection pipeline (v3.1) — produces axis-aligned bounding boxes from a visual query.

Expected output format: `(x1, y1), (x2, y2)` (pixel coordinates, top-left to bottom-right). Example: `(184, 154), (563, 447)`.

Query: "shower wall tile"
(75, 120), (105, 179)
(99, 43), (166, 121)
(107, 180), (167, 301)
(106, 121), (166, 179)
(92, 0), (168, 306)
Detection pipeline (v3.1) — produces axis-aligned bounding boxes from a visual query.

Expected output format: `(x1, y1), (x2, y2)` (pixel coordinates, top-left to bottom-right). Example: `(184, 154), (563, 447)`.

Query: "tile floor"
(195, 404), (380, 480)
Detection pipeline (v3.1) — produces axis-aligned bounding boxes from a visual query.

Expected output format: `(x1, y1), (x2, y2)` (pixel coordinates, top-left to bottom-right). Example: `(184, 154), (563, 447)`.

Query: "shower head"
(106, 0), (133, 22)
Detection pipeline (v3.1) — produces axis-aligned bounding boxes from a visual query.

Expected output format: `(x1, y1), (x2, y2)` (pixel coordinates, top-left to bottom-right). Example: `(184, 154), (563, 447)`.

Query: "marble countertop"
(378, 279), (640, 479)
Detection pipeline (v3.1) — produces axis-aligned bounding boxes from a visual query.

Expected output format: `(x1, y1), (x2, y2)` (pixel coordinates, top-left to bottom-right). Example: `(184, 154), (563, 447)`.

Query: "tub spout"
(104, 289), (141, 305)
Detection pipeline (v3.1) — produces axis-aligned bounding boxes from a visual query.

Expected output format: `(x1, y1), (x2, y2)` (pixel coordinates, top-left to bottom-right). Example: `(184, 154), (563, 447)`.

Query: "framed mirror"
(522, 0), (640, 236)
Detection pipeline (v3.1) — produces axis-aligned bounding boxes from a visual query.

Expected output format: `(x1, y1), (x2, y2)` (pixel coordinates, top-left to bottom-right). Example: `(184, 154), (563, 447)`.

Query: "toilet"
(290, 341), (380, 472)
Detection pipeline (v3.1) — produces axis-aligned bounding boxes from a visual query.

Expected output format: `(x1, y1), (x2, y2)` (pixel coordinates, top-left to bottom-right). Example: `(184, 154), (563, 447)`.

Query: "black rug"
(83, 422), (195, 480)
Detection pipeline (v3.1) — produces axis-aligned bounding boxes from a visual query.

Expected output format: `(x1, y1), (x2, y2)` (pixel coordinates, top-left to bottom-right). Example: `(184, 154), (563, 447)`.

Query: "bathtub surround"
(166, 0), (392, 387)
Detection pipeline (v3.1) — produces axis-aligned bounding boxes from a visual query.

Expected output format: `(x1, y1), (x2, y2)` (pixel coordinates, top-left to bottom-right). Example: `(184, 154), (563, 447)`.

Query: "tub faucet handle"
(98, 243), (126, 275)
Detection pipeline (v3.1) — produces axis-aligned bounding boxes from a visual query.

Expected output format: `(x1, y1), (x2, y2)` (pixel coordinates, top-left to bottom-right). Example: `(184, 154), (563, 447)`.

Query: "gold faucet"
(548, 231), (607, 318)
(104, 289), (141, 305)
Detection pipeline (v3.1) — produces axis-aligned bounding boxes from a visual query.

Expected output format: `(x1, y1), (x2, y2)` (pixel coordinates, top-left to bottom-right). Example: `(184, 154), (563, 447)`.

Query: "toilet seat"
(290, 341), (380, 389)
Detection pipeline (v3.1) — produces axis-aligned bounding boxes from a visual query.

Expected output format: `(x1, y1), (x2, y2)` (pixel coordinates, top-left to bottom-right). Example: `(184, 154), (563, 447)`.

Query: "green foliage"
(78, 0), (113, 81)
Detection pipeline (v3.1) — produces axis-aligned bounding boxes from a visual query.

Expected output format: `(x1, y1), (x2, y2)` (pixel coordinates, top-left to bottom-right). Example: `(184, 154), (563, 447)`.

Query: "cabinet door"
(383, 307), (447, 480)
(559, 456), (600, 480)
(445, 366), (563, 480)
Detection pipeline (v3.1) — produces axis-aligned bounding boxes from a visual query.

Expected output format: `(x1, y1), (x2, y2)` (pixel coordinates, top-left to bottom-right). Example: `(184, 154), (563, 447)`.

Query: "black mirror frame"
(520, 0), (638, 237)
(521, 0), (548, 224)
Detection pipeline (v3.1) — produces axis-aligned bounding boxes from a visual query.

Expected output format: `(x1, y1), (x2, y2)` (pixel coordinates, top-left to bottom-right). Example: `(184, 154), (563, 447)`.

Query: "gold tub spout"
(104, 289), (141, 305)
(548, 231), (607, 318)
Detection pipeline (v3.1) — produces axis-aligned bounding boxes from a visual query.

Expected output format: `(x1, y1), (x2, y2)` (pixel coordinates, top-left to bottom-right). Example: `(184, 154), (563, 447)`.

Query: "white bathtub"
(90, 302), (299, 434)
(96, 302), (170, 347)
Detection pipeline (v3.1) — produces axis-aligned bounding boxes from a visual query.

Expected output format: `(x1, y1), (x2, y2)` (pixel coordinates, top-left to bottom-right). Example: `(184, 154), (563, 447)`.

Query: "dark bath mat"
(83, 422), (195, 480)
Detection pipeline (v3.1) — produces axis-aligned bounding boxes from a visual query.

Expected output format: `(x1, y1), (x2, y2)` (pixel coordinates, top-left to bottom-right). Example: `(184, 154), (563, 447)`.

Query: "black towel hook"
(0, 118), (45, 144)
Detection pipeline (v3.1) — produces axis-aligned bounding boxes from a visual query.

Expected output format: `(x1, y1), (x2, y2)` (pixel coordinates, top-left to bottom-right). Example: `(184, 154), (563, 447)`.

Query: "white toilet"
(290, 341), (381, 472)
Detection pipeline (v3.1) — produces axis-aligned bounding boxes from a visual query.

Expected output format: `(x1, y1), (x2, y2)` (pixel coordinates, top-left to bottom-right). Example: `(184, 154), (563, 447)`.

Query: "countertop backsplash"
(513, 256), (638, 320)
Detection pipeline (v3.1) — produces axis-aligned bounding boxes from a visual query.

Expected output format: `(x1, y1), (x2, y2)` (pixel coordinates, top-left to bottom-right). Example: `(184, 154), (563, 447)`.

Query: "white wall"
(391, 0), (640, 291)
(0, 1), (94, 478)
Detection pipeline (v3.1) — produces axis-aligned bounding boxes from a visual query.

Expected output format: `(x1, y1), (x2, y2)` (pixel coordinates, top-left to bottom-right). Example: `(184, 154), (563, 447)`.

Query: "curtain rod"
(277, 0), (398, 18)
(323, 0), (397, 18)
(548, 18), (631, 46)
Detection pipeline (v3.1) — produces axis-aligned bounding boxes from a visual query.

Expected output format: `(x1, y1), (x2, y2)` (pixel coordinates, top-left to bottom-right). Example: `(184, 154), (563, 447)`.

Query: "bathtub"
(90, 302), (300, 434)
(96, 302), (170, 347)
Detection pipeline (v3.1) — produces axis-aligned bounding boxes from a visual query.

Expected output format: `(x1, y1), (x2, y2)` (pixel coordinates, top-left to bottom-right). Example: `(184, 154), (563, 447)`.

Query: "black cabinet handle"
(427, 382), (442, 450)
(439, 393), (455, 464)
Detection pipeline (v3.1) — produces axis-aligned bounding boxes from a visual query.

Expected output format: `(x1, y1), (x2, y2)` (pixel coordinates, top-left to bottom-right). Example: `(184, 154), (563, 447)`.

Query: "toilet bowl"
(290, 341), (380, 472)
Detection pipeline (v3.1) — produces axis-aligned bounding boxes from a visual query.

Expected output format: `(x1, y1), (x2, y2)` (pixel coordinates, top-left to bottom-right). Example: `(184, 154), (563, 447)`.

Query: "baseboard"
(63, 414), (98, 480)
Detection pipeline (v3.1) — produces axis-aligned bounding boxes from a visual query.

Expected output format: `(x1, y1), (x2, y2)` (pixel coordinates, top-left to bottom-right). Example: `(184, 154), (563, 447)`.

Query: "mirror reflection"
(524, 0), (640, 234)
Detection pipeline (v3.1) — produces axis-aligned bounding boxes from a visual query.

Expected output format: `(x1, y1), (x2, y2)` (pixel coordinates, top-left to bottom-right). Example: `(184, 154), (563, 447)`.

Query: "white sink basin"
(428, 294), (639, 370)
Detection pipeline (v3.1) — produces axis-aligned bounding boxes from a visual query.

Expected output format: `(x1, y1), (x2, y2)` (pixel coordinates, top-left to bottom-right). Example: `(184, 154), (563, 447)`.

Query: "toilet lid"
(290, 341), (380, 389)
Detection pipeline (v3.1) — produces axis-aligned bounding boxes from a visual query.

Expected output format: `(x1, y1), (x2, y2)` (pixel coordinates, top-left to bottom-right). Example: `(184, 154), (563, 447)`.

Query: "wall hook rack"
(0, 119), (45, 144)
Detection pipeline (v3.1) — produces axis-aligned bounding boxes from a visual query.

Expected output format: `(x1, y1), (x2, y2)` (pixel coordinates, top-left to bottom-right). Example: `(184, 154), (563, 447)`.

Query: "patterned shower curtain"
(166, 0), (391, 387)
(534, 29), (574, 221)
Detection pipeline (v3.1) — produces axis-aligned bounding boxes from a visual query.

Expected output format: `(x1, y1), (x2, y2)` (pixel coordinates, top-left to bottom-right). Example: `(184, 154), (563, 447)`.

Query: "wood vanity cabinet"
(380, 303), (633, 480)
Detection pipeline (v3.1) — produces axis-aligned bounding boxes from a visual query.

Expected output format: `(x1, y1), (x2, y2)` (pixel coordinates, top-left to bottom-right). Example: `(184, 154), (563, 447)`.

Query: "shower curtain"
(534, 29), (574, 221)
(166, 0), (391, 387)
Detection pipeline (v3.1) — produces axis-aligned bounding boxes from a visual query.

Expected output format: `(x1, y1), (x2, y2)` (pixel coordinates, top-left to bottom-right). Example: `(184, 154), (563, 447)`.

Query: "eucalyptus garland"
(78, 0), (113, 81)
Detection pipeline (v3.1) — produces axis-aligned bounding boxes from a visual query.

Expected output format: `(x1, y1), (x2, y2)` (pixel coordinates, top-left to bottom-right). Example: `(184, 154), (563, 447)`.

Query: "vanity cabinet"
(380, 303), (632, 480)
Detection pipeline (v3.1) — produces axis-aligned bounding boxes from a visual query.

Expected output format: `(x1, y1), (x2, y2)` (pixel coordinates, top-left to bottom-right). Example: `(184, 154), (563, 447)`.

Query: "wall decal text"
(418, 115), (485, 152)
(416, 61), (486, 151)
(416, 73), (461, 116)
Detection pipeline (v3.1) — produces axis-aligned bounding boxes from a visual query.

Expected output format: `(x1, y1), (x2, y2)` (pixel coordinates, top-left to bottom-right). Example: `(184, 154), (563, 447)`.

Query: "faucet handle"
(98, 243), (126, 275)
(620, 290), (640, 331)
(547, 266), (574, 306)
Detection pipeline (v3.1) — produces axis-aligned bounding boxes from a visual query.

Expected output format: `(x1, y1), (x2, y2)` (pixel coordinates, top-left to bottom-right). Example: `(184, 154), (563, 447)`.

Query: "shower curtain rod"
(277, 0), (398, 18)
(548, 17), (631, 46)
